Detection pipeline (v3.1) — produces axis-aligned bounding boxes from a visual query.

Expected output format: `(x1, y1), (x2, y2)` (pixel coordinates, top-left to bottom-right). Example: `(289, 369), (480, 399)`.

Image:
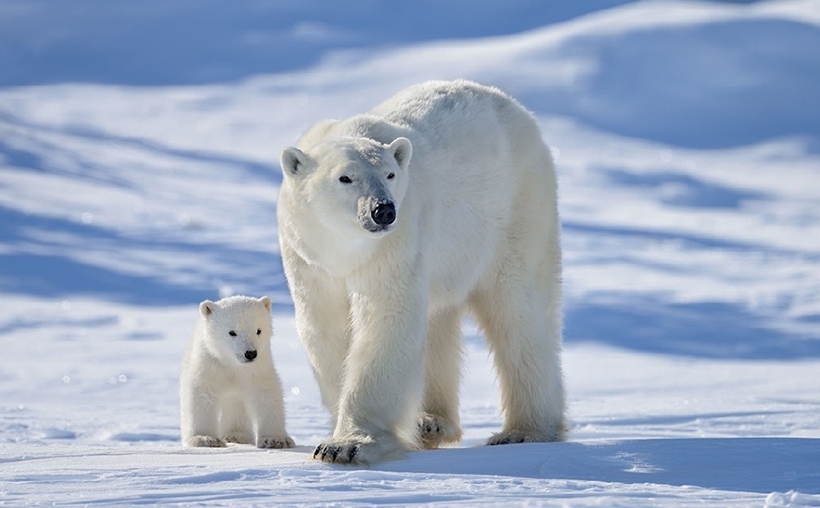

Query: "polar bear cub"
(180, 295), (294, 449)
(278, 79), (565, 465)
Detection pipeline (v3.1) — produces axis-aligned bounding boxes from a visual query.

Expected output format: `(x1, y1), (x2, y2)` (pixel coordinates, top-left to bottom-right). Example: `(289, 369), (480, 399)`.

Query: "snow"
(1, 0), (819, 505)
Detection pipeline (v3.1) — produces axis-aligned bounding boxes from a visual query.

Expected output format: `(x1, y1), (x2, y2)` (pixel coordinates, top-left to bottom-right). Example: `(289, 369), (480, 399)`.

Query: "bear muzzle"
(243, 350), (258, 362)
(358, 197), (397, 233)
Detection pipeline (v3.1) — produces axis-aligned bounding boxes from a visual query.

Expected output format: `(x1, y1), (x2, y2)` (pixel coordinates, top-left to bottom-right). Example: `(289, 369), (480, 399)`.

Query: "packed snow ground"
(2, 0), (820, 506)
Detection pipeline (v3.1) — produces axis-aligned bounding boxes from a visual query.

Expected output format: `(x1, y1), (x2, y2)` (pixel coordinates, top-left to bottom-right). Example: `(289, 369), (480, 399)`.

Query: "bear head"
(280, 136), (412, 238)
(199, 295), (273, 365)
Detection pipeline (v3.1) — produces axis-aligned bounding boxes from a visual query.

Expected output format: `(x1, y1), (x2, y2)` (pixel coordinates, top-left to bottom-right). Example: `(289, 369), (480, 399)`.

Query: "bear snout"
(244, 350), (258, 362)
(357, 196), (397, 233)
(371, 202), (396, 226)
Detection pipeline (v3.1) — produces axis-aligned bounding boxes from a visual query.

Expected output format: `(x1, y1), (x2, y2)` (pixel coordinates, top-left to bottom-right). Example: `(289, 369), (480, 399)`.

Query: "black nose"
(372, 202), (396, 226)
(245, 350), (257, 361)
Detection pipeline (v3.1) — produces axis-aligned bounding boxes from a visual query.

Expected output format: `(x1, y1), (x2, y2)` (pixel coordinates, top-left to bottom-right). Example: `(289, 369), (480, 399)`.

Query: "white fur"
(278, 79), (565, 465)
(179, 295), (294, 449)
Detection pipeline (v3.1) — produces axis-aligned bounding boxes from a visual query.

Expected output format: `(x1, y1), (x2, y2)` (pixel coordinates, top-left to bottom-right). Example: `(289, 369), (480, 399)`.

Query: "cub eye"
(256, 329), (262, 335)
(228, 330), (237, 337)
(387, 173), (395, 180)
(339, 176), (353, 184)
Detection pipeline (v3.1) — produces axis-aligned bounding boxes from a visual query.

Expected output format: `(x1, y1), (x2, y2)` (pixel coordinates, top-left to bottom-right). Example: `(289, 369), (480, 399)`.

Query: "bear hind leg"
(419, 306), (464, 449)
(469, 276), (566, 445)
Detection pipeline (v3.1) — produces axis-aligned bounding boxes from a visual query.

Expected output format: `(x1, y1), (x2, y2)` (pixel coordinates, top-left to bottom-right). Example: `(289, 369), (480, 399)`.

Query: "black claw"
(489, 435), (510, 446)
(313, 443), (359, 463)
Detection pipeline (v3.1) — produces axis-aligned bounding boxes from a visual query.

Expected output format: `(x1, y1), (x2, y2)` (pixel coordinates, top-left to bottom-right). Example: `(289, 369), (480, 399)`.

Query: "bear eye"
(228, 330), (237, 337)
(387, 173), (395, 180)
(256, 329), (262, 335)
(339, 175), (353, 184)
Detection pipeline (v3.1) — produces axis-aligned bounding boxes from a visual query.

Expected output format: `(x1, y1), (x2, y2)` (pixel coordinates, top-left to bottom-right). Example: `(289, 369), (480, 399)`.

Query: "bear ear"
(199, 300), (215, 318)
(388, 137), (412, 171)
(260, 296), (272, 312)
(280, 146), (310, 177)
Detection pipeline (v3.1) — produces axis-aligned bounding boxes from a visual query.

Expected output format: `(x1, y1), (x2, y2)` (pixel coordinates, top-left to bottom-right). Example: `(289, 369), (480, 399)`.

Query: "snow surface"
(2, 0), (820, 506)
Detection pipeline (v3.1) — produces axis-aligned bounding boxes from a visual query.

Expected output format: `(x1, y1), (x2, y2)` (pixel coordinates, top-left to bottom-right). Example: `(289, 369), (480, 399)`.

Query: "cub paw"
(418, 413), (462, 449)
(222, 433), (253, 445)
(186, 435), (226, 448)
(258, 436), (295, 449)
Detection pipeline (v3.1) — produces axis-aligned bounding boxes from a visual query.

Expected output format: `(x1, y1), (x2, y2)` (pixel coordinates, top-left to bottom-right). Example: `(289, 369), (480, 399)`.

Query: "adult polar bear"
(278, 80), (565, 465)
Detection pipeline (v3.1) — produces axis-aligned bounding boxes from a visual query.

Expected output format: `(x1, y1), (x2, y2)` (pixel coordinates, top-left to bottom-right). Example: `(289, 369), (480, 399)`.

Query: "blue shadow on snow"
(601, 168), (768, 209)
(0, 112), (282, 186)
(560, 218), (820, 359)
(377, 438), (820, 496)
(0, 205), (288, 307)
(525, 19), (820, 149)
(0, 0), (638, 87)
(564, 299), (820, 360)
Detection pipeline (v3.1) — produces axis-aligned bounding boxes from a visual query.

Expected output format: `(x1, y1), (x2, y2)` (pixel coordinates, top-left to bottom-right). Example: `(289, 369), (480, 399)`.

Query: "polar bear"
(179, 295), (294, 449)
(277, 79), (565, 465)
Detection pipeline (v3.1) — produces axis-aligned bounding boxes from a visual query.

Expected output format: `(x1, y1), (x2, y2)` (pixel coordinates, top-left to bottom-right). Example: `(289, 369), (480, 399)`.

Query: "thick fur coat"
(278, 80), (565, 464)
(179, 295), (294, 449)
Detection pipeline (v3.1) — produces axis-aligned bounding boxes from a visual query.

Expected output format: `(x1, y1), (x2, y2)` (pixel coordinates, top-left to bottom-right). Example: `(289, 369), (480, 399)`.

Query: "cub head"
(280, 136), (412, 237)
(199, 295), (273, 365)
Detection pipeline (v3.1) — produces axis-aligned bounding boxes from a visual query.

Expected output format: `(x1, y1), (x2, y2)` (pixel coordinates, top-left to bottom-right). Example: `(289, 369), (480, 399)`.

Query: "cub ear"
(280, 146), (310, 177)
(199, 300), (215, 318)
(388, 137), (412, 171)
(260, 296), (272, 312)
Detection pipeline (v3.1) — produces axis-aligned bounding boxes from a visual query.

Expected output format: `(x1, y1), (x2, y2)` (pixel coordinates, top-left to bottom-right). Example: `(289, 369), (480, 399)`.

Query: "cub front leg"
(219, 398), (253, 445)
(249, 367), (295, 449)
(180, 384), (224, 448)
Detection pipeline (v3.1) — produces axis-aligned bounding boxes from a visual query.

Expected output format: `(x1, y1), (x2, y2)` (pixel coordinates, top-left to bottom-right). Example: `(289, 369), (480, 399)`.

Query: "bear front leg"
(283, 248), (351, 425)
(316, 273), (429, 465)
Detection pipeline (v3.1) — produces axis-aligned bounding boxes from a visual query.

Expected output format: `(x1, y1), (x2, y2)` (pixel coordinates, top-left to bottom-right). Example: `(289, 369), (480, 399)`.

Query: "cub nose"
(244, 350), (258, 361)
(372, 202), (396, 226)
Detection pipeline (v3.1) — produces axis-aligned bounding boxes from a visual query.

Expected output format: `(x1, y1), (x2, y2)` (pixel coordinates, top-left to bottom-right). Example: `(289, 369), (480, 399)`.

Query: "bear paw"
(313, 435), (404, 465)
(257, 436), (295, 449)
(418, 413), (462, 449)
(186, 435), (226, 448)
(486, 428), (563, 446)
(313, 441), (361, 465)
